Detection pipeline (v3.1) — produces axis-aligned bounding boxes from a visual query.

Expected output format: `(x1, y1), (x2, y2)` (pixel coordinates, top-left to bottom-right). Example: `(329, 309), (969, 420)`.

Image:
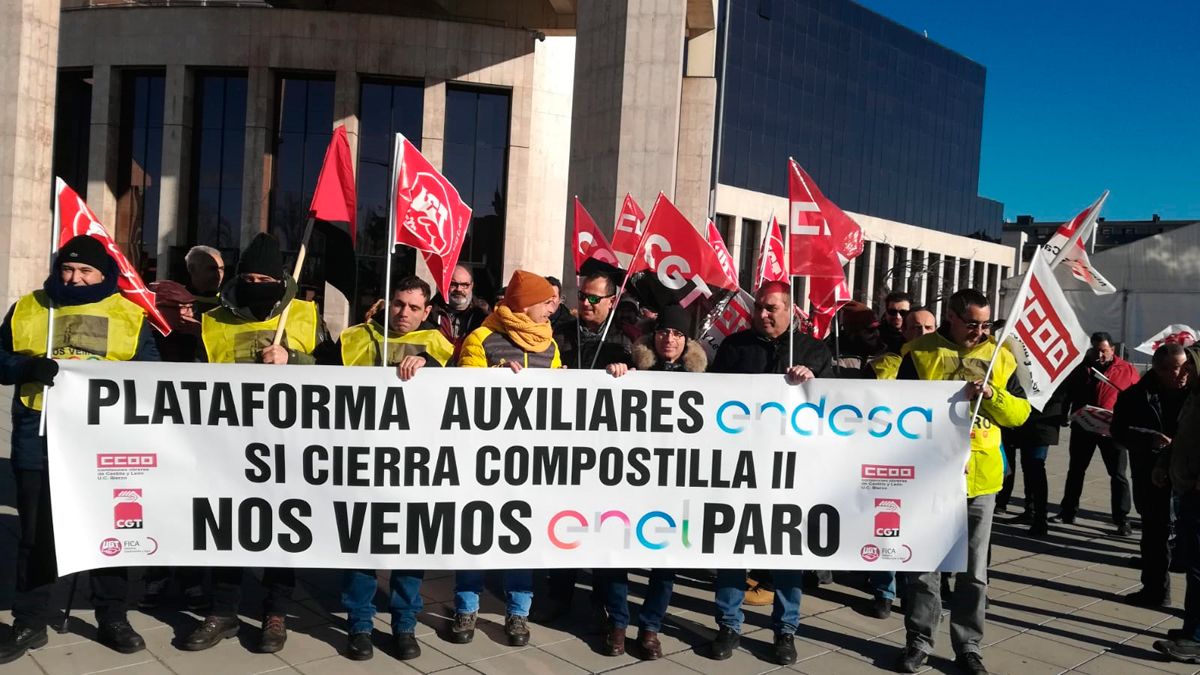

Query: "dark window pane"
(52, 69), (92, 201)
(189, 72), (247, 262)
(269, 75), (335, 255)
(116, 70), (165, 280)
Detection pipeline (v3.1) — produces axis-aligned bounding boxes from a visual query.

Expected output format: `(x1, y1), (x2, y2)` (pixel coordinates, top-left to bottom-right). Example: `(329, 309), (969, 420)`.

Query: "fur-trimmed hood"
(630, 334), (707, 372)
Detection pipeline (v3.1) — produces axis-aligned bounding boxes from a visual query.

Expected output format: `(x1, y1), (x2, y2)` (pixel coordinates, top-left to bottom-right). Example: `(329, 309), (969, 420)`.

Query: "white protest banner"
(47, 362), (971, 575)
(1071, 405), (1113, 437)
(1135, 324), (1200, 356)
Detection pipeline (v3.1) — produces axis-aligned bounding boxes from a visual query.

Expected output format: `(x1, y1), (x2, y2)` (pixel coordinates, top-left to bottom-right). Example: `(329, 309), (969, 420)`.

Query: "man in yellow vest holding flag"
(337, 275), (451, 662)
(0, 235), (160, 663)
(892, 289), (1030, 675)
(183, 232), (319, 654)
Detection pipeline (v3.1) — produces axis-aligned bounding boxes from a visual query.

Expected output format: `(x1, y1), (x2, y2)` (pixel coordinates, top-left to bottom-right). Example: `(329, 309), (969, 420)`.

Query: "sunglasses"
(655, 328), (685, 340)
(954, 314), (993, 331)
(885, 308), (909, 317)
(578, 292), (615, 305)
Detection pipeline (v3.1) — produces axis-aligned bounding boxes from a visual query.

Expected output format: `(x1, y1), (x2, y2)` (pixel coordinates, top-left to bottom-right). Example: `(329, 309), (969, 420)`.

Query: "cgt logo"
(716, 398), (932, 439)
(113, 489), (143, 529)
(97, 453), (157, 468)
(874, 499), (901, 537)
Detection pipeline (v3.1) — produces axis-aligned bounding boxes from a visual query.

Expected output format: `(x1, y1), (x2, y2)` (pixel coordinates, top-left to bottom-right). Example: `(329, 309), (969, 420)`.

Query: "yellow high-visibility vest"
(201, 300), (318, 364)
(340, 322), (454, 367)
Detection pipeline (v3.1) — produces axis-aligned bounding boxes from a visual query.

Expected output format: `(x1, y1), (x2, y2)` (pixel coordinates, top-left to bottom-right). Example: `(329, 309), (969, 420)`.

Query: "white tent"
(1001, 221), (1200, 351)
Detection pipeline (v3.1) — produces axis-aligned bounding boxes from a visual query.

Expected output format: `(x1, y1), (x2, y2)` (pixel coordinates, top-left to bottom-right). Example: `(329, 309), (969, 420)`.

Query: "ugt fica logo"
(873, 498), (901, 537)
(113, 489), (144, 530)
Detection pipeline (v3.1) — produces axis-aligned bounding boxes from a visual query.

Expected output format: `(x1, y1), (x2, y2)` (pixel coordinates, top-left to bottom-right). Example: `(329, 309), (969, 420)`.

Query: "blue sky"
(855, 0), (1199, 222)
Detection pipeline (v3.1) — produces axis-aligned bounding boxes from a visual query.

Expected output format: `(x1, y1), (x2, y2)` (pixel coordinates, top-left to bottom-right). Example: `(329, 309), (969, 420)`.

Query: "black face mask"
(236, 279), (284, 321)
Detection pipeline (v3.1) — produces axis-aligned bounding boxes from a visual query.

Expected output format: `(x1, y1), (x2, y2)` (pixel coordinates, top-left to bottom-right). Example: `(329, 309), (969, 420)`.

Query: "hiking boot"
(862, 596), (893, 619)
(773, 632), (797, 665)
(448, 612), (477, 644)
(505, 614), (530, 646)
(0, 624), (48, 664)
(603, 624), (626, 656)
(97, 621), (145, 654)
(1116, 521), (1134, 537)
(636, 629), (662, 660)
(709, 625), (740, 660)
(743, 577), (774, 606)
(394, 632), (420, 660)
(955, 651), (989, 674)
(345, 632), (373, 661)
(1155, 638), (1200, 663)
(182, 615), (240, 651)
(258, 614), (287, 653)
(893, 645), (928, 673)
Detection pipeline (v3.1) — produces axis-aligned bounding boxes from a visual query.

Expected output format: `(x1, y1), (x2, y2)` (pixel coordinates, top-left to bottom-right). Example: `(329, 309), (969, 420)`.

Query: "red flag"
(572, 197), (620, 273)
(788, 159), (864, 277)
(755, 216), (787, 292)
(309, 125), (357, 243)
(54, 178), (172, 336)
(393, 136), (471, 298)
(610, 193), (647, 266)
(704, 219), (739, 287)
(808, 274), (852, 340)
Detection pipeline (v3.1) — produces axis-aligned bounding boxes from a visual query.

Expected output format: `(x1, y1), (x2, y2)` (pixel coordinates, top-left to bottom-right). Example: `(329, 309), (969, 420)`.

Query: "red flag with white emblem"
(392, 136), (472, 298)
(808, 274), (852, 340)
(788, 159), (864, 277)
(704, 219), (739, 287)
(610, 193), (647, 268)
(755, 215), (787, 292)
(54, 178), (172, 336)
(572, 197), (621, 274)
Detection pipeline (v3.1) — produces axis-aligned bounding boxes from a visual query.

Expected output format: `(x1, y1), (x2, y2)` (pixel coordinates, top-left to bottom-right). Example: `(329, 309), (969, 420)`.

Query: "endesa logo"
(97, 454), (157, 469)
(715, 397), (932, 439)
(113, 489), (144, 529)
(874, 499), (901, 537)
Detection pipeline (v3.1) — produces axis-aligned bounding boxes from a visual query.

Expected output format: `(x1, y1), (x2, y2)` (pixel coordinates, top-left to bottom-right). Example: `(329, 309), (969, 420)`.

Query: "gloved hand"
(27, 358), (59, 387)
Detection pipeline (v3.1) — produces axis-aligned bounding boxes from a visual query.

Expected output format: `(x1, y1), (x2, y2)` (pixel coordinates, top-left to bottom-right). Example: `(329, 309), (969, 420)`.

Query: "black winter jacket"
(710, 328), (834, 376)
(1112, 373), (1189, 458)
(1004, 382), (1069, 448)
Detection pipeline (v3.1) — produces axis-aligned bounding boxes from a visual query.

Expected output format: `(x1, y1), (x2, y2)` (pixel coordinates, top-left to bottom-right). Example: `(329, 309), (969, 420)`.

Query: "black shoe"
(1116, 522), (1134, 537)
(893, 645), (928, 673)
(1009, 511), (1033, 525)
(709, 625), (740, 660)
(448, 612), (476, 644)
(994, 504), (1009, 515)
(1123, 589), (1171, 607)
(955, 651), (989, 674)
(862, 596), (893, 619)
(504, 614), (530, 647)
(394, 632), (421, 660)
(345, 632), (373, 661)
(1051, 512), (1076, 524)
(258, 614), (287, 654)
(182, 615), (241, 651)
(0, 624), (49, 664)
(773, 632), (797, 665)
(1029, 521), (1049, 537)
(1155, 638), (1200, 663)
(97, 621), (146, 654)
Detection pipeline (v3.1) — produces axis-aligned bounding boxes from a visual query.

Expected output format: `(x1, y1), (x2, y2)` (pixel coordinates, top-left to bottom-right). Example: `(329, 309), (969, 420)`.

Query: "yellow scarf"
(483, 305), (554, 353)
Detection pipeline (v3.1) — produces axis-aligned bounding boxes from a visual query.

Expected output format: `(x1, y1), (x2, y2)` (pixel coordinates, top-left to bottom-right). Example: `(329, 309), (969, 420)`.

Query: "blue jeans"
(455, 570), (533, 616)
(341, 569), (424, 634)
(869, 571), (897, 601)
(599, 569), (675, 632)
(714, 569), (803, 634)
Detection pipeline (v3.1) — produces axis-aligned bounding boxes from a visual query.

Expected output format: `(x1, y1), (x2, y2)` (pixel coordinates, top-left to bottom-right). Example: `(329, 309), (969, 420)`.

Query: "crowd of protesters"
(5, 233), (1200, 673)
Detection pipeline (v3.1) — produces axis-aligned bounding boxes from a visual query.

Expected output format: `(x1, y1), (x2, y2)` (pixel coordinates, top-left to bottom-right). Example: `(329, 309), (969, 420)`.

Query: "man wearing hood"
(451, 270), (562, 648)
(0, 235), (161, 663)
(337, 275), (452, 662)
(183, 232), (321, 655)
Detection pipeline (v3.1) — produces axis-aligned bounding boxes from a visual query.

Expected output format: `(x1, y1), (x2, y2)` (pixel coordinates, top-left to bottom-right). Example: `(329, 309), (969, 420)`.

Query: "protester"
(869, 307), (935, 380)
(452, 270), (562, 647)
(1056, 332), (1140, 534)
(338, 276), (453, 661)
(996, 383), (1068, 537)
(434, 264), (488, 344)
(879, 290), (913, 353)
(554, 271), (633, 370)
(829, 301), (885, 377)
(707, 280), (833, 666)
(892, 289), (1030, 675)
(593, 304), (705, 659)
(0, 235), (162, 663)
(1112, 343), (1189, 608)
(184, 232), (320, 654)
(545, 275), (573, 333)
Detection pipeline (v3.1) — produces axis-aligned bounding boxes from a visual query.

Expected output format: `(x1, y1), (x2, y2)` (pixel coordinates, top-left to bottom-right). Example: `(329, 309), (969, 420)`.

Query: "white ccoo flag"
(1040, 191), (1115, 294)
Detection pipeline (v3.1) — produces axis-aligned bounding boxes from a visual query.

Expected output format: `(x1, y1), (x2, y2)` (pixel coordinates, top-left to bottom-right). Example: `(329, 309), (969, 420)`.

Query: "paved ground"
(2, 426), (1196, 675)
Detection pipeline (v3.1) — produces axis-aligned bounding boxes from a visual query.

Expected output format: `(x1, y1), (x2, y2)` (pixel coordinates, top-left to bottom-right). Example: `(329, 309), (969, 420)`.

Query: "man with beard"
(435, 264), (488, 345)
(1055, 332), (1140, 534)
(879, 291), (913, 354)
(183, 232), (321, 655)
(0, 236), (161, 664)
(1112, 343), (1190, 607)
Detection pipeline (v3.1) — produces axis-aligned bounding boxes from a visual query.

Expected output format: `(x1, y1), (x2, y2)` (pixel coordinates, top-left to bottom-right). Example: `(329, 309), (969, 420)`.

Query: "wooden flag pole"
(271, 216), (315, 347)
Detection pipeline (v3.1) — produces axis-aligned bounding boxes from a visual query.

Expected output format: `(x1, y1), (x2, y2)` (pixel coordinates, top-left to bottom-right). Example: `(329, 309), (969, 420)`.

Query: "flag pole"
(785, 159), (795, 368)
(381, 133), (403, 367)
(588, 195), (658, 370)
(271, 216), (314, 347)
(39, 182), (65, 437)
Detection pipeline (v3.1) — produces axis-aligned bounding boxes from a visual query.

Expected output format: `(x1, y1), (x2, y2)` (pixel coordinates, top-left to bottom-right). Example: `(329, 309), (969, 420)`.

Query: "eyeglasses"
(885, 308), (909, 317)
(448, 281), (472, 289)
(655, 328), (685, 340)
(954, 314), (993, 331)
(578, 292), (615, 305)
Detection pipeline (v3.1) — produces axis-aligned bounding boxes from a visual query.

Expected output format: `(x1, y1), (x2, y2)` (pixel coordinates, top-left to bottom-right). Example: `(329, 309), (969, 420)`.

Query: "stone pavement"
(1, 429), (1196, 675)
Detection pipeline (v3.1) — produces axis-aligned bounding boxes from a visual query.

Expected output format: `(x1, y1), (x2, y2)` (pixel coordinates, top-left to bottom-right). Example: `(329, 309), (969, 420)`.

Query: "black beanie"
(57, 235), (113, 272)
(656, 304), (691, 334)
(237, 233), (285, 279)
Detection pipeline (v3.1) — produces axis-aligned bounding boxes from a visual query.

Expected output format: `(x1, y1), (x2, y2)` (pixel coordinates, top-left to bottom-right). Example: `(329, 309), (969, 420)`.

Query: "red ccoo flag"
(54, 178), (172, 336)
(610, 193), (647, 267)
(788, 159), (864, 277)
(572, 197), (621, 274)
(393, 135), (471, 298)
(309, 125), (358, 336)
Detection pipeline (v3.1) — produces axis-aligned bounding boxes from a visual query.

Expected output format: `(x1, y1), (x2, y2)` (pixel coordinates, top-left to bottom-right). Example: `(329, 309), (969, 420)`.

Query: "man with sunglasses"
(880, 291), (913, 353)
(554, 271), (633, 371)
(892, 289), (1030, 675)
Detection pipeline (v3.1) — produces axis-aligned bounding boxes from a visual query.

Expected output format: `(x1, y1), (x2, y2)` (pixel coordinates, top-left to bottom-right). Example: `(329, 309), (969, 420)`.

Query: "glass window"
(115, 70), (165, 280)
(442, 85), (511, 302)
(189, 71), (246, 254)
(269, 74), (335, 254)
(52, 69), (92, 201)
(356, 78), (424, 317)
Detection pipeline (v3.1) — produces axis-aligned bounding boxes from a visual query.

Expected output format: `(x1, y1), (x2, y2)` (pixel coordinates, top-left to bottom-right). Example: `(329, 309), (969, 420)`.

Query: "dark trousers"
(12, 469), (132, 629)
(1178, 491), (1200, 639)
(1060, 426), (1132, 524)
(998, 445), (1050, 523)
(546, 569), (604, 606)
(1130, 451), (1172, 598)
(210, 567), (295, 618)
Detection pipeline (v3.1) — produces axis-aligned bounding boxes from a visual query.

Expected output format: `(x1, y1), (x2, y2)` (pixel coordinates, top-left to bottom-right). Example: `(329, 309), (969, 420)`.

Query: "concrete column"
(333, 70), (360, 170)
(240, 66), (272, 246)
(565, 0), (688, 276)
(156, 64), (193, 281)
(861, 241), (876, 306)
(0, 0), (60, 311)
(87, 65), (120, 231)
(674, 75), (716, 228)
